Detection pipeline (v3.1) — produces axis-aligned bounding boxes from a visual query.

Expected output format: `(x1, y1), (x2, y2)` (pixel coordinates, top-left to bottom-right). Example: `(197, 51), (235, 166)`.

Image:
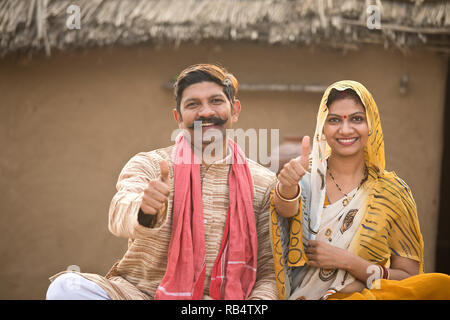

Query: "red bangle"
(379, 265), (389, 279)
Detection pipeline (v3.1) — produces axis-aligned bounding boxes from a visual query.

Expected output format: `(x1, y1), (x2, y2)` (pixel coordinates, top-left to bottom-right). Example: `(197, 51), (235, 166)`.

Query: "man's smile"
(188, 117), (229, 130)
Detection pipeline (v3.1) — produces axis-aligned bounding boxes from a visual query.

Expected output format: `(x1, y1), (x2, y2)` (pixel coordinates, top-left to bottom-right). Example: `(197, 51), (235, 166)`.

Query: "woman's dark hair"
(326, 88), (364, 109)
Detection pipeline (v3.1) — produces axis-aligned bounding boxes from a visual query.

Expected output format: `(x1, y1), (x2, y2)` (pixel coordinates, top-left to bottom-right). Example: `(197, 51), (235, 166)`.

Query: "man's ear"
(231, 99), (241, 123)
(173, 108), (183, 128)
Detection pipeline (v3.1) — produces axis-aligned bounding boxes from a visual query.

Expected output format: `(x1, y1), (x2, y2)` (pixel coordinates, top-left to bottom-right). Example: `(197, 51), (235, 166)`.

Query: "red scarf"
(154, 133), (257, 300)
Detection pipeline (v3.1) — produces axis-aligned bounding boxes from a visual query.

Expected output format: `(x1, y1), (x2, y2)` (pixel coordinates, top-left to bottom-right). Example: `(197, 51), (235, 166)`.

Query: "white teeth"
(338, 138), (357, 143)
(202, 123), (215, 127)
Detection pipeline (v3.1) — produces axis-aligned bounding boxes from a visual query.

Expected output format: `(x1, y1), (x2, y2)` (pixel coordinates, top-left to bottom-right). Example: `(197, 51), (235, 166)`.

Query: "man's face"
(174, 81), (241, 149)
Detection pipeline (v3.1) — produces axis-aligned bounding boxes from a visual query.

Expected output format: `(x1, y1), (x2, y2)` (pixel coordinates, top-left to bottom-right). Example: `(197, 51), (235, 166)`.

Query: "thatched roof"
(1, 0), (449, 57)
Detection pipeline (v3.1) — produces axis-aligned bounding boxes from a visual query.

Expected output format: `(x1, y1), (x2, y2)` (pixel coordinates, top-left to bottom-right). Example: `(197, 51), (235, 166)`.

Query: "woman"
(271, 80), (450, 300)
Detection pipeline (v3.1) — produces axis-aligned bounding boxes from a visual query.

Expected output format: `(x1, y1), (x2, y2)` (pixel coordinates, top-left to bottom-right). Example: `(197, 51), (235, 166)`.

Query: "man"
(46, 64), (278, 300)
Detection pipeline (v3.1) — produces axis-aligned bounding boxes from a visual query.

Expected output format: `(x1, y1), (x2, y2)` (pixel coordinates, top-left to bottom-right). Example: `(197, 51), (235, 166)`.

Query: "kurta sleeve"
(248, 177), (279, 300)
(108, 151), (170, 240)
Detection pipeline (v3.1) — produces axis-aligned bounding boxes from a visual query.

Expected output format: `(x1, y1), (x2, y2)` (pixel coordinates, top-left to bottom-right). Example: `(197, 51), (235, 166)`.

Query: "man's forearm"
(108, 191), (143, 238)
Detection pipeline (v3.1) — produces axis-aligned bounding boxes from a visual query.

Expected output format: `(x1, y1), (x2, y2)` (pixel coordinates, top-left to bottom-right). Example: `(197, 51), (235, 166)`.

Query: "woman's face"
(323, 97), (369, 158)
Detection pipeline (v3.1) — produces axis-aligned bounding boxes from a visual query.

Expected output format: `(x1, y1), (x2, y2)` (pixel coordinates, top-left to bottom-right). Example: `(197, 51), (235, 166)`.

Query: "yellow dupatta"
(270, 80), (424, 299)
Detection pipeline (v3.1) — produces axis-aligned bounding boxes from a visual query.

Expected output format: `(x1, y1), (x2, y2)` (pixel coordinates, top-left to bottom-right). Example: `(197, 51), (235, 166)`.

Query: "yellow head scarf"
(270, 80), (424, 299)
(314, 80), (385, 173)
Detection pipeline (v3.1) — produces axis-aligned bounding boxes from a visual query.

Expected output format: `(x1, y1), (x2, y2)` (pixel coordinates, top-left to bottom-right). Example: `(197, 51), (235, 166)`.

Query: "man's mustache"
(187, 117), (228, 129)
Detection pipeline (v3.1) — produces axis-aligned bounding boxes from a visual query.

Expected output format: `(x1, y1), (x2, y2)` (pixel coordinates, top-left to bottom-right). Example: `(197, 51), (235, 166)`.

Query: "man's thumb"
(159, 160), (170, 183)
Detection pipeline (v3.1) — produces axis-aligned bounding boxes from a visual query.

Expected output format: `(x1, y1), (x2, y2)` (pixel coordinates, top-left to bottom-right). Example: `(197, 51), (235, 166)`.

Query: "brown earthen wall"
(0, 43), (446, 299)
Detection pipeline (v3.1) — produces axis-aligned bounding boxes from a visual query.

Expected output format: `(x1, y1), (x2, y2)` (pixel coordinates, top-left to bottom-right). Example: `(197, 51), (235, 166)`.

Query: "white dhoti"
(46, 273), (111, 300)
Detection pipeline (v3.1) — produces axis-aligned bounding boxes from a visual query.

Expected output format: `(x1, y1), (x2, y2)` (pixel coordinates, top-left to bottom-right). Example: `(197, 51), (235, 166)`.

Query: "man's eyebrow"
(209, 94), (226, 99)
(182, 93), (226, 104)
(183, 97), (199, 104)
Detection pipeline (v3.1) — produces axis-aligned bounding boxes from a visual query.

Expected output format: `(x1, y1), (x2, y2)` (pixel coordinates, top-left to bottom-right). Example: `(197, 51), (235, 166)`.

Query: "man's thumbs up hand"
(140, 160), (170, 215)
(159, 159), (170, 185)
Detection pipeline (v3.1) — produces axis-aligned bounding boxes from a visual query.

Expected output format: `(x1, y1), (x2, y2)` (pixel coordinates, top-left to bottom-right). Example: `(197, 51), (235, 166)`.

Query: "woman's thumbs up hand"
(277, 136), (310, 198)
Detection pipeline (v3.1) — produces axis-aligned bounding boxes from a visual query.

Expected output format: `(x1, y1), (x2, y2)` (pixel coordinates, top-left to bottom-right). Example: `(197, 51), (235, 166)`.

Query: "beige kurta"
(50, 144), (278, 300)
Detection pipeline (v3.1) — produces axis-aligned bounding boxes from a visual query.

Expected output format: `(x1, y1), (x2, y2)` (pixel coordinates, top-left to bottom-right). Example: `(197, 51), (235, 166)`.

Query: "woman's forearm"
(340, 250), (414, 285)
(273, 184), (299, 218)
(340, 251), (373, 285)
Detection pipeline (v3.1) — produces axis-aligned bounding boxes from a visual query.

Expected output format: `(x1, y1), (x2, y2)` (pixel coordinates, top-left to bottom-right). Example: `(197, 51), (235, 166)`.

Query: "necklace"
(327, 165), (368, 206)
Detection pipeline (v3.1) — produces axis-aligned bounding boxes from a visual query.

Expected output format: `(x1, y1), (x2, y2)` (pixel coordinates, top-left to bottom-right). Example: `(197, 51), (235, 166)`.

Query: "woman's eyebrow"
(327, 112), (365, 117)
(351, 111), (366, 116)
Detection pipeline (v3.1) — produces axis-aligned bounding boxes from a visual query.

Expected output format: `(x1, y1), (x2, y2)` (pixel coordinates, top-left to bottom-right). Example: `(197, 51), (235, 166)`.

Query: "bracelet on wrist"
(275, 181), (301, 202)
(138, 208), (156, 228)
(379, 264), (389, 280)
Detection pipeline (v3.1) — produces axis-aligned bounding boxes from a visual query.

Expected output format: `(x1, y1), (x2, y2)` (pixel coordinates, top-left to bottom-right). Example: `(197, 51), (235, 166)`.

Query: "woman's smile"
(336, 137), (359, 146)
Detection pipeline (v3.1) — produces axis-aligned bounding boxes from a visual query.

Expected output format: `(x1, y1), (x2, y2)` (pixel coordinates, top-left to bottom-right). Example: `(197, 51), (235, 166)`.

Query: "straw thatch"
(1, 0), (449, 57)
